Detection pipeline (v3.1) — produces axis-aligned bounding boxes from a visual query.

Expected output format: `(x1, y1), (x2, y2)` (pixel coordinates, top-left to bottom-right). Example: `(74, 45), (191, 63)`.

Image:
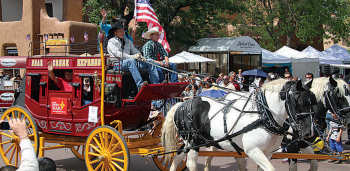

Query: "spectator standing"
(236, 69), (244, 89)
(326, 112), (344, 164)
(216, 73), (224, 85)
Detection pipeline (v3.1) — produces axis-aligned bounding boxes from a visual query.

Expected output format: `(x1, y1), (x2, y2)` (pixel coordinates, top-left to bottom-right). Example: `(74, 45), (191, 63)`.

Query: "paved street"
(1, 143), (350, 171)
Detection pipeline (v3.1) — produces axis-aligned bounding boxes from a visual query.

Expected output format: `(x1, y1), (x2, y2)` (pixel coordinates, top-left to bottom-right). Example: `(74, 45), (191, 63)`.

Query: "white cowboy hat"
(144, 27), (160, 39)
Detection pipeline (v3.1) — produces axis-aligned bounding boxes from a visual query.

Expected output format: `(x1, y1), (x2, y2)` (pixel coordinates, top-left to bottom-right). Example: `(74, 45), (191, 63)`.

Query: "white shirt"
(107, 36), (140, 60)
(329, 120), (344, 140)
(17, 138), (39, 171)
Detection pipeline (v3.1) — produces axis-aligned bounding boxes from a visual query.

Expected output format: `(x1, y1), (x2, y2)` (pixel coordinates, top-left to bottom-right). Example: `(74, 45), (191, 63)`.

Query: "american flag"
(134, 0), (171, 52)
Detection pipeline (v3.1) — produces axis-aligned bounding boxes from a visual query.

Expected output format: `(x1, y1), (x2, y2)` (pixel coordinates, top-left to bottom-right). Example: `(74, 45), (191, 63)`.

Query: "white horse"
(161, 79), (315, 171)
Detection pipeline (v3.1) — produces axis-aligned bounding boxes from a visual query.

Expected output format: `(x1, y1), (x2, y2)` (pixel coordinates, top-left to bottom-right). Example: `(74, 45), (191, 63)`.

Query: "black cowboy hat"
(109, 22), (124, 34)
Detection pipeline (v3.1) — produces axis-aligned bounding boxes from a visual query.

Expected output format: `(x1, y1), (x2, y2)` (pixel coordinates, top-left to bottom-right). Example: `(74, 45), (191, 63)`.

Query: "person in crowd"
(219, 76), (236, 90)
(6, 119), (39, 171)
(142, 27), (178, 83)
(48, 61), (73, 92)
(202, 77), (212, 91)
(38, 157), (56, 171)
(178, 74), (185, 82)
(216, 73), (224, 85)
(284, 72), (293, 81)
(82, 77), (93, 106)
(326, 112), (344, 164)
(181, 84), (192, 101)
(236, 69), (244, 89)
(107, 22), (148, 92)
(304, 72), (313, 83)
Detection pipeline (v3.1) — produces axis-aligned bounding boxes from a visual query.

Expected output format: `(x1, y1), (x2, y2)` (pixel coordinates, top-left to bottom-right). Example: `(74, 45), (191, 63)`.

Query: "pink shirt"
(57, 77), (73, 92)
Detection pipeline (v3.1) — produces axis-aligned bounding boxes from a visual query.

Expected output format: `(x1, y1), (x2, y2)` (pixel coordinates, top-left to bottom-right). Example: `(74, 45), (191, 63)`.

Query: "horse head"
(281, 80), (317, 137)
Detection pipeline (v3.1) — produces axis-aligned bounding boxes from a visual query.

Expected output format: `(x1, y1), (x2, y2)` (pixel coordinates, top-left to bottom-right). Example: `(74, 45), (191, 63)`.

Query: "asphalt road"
(1, 144), (350, 171)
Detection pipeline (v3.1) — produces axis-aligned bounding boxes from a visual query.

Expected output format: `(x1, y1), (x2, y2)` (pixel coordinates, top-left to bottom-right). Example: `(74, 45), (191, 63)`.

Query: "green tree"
(236, 0), (350, 50)
(83, 0), (242, 53)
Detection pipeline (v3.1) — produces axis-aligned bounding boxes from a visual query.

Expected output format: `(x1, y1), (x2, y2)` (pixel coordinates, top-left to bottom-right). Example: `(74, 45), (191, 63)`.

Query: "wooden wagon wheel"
(0, 106), (39, 167)
(71, 145), (85, 160)
(85, 126), (130, 171)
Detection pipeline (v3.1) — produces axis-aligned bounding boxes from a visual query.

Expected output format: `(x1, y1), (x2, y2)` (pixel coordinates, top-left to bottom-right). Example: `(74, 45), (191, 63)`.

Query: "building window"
(1, 0), (23, 21)
(4, 46), (18, 56)
(45, 3), (53, 17)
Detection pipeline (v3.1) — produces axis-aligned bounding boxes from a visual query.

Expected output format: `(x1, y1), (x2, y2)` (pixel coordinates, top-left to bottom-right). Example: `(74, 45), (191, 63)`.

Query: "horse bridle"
(283, 84), (315, 135)
(324, 84), (350, 125)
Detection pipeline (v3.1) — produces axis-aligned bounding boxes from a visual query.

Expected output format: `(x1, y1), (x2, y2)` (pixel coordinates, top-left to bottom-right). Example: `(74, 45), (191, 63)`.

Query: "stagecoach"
(0, 34), (188, 170)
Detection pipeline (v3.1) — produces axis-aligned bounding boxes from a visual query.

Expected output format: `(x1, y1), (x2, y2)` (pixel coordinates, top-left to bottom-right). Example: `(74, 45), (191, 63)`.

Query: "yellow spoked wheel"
(0, 106), (39, 167)
(71, 145), (85, 160)
(85, 126), (129, 171)
(152, 154), (187, 171)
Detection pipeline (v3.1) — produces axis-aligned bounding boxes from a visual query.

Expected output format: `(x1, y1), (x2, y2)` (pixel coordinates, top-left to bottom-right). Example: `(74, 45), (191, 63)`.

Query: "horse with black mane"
(161, 79), (317, 171)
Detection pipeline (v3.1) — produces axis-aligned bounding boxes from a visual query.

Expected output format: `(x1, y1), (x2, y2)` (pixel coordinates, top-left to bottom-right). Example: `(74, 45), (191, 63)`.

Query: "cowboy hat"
(109, 22), (124, 34)
(143, 27), (160, 39)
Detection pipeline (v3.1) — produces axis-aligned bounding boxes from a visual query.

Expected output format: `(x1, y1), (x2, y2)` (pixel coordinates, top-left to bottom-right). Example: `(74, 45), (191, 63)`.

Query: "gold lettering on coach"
(52, 59), (70, 67)
(77, 59), (101, 67)
(31, 59), (43, 67)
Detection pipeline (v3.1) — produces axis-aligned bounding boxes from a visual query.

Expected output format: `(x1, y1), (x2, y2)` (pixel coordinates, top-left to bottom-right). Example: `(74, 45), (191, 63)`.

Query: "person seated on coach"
(48, 61), (73, 92)
(141, 27), (178, 83)
(107, 22), (148, 91)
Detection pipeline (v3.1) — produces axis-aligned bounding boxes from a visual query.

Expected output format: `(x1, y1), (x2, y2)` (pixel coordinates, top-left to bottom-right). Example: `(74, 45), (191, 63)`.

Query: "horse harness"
(174, 86), (307, 154)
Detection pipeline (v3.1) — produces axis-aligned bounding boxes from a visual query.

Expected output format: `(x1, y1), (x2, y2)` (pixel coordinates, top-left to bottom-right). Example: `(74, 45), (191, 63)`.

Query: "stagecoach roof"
(188, 36), (262, 54)
(0, 56), (26, 69)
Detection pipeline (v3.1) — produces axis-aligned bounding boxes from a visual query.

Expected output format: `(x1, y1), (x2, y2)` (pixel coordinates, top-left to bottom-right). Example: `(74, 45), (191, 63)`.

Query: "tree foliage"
(83, 0), (242, 52)
(236, 0), (350, 50)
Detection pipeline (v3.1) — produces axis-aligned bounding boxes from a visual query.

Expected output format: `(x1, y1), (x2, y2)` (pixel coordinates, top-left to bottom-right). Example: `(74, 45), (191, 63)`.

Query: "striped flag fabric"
(134, 0), (171, 52)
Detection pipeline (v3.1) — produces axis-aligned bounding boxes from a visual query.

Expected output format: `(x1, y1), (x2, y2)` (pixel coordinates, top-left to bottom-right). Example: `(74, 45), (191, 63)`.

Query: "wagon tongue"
(122, 82), (188, 102)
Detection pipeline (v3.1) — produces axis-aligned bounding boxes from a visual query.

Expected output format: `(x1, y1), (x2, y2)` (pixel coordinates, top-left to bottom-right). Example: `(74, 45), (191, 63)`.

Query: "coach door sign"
(50, 97), (68, 115)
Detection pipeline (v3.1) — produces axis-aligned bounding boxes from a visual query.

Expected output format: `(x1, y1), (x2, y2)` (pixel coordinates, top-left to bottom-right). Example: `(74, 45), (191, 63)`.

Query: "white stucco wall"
(1, 0), (23, 21)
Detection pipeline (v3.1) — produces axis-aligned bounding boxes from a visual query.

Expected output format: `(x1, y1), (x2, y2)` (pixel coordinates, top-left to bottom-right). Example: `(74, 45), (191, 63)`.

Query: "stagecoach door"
(47, 92), (73, 134)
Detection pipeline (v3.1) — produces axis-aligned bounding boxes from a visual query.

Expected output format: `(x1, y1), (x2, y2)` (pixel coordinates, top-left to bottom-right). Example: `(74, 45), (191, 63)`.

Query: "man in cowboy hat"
(107, 22), (148, 91)
(141, 27), (178, 83)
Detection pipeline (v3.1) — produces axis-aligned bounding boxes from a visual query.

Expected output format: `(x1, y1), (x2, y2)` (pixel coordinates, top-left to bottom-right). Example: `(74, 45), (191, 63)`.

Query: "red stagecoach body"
(24, 55), (188, 137)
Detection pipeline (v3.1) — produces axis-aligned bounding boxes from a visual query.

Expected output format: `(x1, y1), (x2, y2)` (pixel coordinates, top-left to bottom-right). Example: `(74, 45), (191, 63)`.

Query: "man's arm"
(9, 119), (39, 171)
(159, 42), (169, 66)
(48, 61), (58, 85)
(100, 9), (111, 35)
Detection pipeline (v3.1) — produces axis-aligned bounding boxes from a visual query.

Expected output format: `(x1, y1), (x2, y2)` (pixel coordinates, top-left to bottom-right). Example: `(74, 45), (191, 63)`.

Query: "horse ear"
(304, 79), (312, 90)
(296, 80), (304, 91)
(329, 76), (337, 87)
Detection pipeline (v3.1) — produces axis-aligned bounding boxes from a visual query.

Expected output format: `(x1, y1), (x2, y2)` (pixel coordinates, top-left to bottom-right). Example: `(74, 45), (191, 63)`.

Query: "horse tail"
(161, 102), (183, 161)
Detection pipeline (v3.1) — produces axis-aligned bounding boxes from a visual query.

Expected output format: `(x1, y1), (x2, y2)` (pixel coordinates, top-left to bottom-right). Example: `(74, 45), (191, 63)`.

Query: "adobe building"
(0, 0), (98, 57)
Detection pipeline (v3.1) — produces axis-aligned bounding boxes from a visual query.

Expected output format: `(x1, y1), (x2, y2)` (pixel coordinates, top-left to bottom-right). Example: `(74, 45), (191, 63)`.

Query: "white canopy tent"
(302, 46), (341, 64)
(275, 46), (319, 78)
(169, 51), (215, 64)
(262, 48), (291, 64)
(322, 44), (350, 63)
